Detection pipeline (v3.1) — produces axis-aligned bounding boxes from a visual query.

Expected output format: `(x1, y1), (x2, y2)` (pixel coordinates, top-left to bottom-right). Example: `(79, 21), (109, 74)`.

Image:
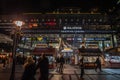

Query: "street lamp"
(14, 21), (23, 28)
(10, 20), (24, 80)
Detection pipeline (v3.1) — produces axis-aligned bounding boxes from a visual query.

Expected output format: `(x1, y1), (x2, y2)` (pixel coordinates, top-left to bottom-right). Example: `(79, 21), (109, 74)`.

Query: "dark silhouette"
(95, 56), (102, 72)
(80, 57), (84, 64)
(55, 56), (60, 72)
(36, 53), (49, 80)
(2, 57), (6, 68)
(79, 57), (85, 79)
(67, 57), (70, 64)
(21, 56), (36, 80)
(33, 56), (37, 63)
(80, 63), (84, 79)
(59, 54), (65, 73)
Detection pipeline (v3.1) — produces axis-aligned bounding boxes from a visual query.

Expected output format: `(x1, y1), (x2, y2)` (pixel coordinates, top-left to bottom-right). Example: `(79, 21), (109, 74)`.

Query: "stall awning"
(105, 47), (120, 56)
(31, 47), (56, 56)
(78, 48), (102, 56)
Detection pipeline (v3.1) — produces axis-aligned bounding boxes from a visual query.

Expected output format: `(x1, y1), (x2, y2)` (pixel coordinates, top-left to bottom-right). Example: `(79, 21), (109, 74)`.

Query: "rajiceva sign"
(63, 26), (82, 30)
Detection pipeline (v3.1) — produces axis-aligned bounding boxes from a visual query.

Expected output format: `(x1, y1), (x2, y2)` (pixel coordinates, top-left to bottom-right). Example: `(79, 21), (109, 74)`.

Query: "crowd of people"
(0, 53), (102, 80)
(21, 54), (102, 80)
(21, 53), (66, 80)
(21, 53), (49, 80)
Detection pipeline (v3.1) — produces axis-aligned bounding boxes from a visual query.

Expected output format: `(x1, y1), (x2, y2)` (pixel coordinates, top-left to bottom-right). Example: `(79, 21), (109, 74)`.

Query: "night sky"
(0, 0), (119, 14)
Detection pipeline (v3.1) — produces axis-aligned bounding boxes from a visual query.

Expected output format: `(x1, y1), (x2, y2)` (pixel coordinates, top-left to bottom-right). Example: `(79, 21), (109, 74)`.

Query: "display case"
(110, 56), (120, 63)
(104, 47), (120, 67)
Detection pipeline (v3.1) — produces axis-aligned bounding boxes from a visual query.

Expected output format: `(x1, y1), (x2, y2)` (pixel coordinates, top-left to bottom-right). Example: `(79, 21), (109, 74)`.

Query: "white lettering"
(63, 26), (82, 30)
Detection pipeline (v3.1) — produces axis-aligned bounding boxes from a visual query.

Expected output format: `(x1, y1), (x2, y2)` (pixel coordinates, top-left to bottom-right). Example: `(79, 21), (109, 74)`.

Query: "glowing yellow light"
(38, 37), (43, 41)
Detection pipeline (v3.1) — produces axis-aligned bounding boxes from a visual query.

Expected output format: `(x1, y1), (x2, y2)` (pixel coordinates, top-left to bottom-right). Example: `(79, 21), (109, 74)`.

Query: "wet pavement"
(0, 64), (120, 80)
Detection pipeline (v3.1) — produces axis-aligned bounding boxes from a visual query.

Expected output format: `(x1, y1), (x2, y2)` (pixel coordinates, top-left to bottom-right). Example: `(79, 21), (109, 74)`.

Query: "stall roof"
(105, 47), (120, 56)
(79, 48), (102, 53)
(31, 47), (56, 56)
(0, 34), (13, 43)
(78, 48), (102, 56)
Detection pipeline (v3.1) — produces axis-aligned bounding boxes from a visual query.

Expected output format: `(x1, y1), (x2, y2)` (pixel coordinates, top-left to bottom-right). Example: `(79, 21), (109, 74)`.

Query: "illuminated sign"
(61, 30), (84, 33)
(86, 38), (94, 41)
(35, 44), (48, 48)
(77, 38), (82, 40)
(44, 21), (56, 26)
(66, 37), (82, 41)
(63, 26), (82, 30)
(66, 38), (107, 41)
(94, 38), (106, 40)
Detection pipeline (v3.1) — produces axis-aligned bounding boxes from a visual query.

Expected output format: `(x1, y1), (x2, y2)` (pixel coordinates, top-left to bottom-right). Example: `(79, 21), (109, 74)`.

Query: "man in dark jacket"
(79, 57), (85, 79)
(36, 53), (49, 80)
(95, 56), (102, 72)
(55, 56), (60, 72)
(59, 54), (65, 73)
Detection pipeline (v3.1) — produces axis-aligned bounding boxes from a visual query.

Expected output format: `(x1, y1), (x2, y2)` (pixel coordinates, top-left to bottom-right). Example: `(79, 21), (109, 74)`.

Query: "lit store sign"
(86, 38), (106, 41)
(63, 26), (82, 30)
(94, 38), (106, 40)
(66, 38), (108, 41)
(61, 30), (84, 33)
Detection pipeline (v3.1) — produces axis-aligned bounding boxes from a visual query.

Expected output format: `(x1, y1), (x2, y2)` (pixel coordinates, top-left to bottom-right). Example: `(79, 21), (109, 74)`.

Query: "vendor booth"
(105, 47), (120, 68)
(79, 48), (104, 68)
(32, 47), (57, 69)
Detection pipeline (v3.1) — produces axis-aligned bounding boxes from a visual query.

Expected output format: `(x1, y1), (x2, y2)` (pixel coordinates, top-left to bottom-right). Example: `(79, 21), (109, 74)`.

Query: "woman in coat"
(21, 56), (36, 80)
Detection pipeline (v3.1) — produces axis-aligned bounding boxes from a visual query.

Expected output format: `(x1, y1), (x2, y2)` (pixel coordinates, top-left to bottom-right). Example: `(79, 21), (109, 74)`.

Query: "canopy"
(0, 34), (13, 43)
(105, 47), (120, 56)
(78, 48), (102, 56)
(31, 47), (56, 56)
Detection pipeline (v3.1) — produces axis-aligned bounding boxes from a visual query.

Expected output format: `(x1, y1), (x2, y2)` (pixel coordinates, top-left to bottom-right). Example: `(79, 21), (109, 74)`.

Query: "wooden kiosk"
(105, 47), (120, 68)
(78, 48), (104, 68)
(32, 47), (57, 69)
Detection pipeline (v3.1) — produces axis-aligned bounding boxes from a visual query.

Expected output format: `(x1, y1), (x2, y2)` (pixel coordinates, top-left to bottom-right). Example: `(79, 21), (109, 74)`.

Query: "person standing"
(21, 56), (36, 80)
(95, 56), (102, 72)
(36, 53), (49, 80)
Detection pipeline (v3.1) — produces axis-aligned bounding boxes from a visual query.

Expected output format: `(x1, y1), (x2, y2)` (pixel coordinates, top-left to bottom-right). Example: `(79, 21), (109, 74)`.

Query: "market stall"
(105, 47), (120, 68)
(32, 47), (57, 69)
(78, 48), (104, 68)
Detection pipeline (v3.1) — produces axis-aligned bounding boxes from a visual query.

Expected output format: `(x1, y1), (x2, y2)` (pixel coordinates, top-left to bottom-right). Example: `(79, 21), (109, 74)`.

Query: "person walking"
(95, 56), (102, 72)
(2, 57), (6, 68)
(79, 57), (85, 79)
(36, 53), (49, 80)
(59, 54), (65, 73)
(55, 56), (60, 72)
(21, 56), (36, 80)
(80, 57), (84, 64)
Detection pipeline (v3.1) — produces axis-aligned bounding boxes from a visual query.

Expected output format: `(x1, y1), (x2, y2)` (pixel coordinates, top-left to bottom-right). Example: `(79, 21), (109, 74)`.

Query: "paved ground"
(0, 64), (120, 80)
